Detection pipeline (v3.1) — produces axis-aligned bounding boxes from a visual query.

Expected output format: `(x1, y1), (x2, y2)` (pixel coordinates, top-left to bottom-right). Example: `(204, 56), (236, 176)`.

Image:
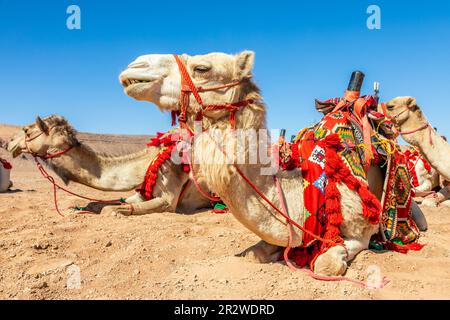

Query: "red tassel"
(1, 159), (12, 170)
(385, 241), (425, 254)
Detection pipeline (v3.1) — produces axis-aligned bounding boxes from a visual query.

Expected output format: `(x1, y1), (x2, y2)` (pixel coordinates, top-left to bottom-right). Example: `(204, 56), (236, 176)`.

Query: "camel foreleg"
(314, 235), (372, 276)
(101, 196), (175, 216)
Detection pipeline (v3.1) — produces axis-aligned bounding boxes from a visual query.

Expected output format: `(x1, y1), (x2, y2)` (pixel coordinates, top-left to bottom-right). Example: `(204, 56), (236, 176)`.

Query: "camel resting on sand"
(7, 116), (212, 215)
(118, 50), (395, 276)
(386, 97), (450, 207)
(0, 138), (13, 192)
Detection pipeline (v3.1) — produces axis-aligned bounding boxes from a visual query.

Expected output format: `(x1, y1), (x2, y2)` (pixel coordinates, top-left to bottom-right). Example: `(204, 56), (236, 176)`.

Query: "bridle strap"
(387, 104), (434, 145)
(23, 126), (75, 160)
(399, 123), (433, 145)
(172, 54), (254, 129)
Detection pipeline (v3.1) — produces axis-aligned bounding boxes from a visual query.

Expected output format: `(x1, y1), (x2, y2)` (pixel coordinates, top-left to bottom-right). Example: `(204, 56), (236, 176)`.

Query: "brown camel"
(7, 115), (212, 214)
(386, 97), (450, 207)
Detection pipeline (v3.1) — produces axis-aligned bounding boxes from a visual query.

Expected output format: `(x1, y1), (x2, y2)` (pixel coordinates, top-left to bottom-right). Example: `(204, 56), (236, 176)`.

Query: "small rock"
(105, 241), (112, 247)
(32, 281), (48, 289)
(33, 243), (50, 250)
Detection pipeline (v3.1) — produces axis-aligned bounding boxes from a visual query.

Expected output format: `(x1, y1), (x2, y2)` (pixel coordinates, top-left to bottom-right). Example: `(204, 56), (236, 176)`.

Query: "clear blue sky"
(1, 0), (449, 137)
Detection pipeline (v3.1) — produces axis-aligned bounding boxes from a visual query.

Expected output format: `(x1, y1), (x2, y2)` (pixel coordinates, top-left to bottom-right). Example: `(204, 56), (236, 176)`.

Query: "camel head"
(385, 96), (425, 128)
(7, 115), (79, 158)
(119, 51), (256, 119)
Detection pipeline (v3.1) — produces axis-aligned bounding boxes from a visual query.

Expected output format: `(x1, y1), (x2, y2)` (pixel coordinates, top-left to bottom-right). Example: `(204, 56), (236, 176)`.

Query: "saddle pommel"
(347, 71), (365, 92)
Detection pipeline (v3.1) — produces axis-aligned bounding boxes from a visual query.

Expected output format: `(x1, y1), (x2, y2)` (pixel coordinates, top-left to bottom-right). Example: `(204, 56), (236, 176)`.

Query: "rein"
(33, 157), (124, 217)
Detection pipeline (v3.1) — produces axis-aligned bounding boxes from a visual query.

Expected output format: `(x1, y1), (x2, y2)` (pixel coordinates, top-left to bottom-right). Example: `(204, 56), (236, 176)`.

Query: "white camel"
(118, 51), (385, 276)
(0, 138), (13, 192)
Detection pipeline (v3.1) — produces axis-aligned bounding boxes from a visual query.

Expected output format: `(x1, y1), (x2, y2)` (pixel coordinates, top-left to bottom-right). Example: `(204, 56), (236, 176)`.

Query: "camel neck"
(401, 116), (450, 180)
(47, 143), (153, 191)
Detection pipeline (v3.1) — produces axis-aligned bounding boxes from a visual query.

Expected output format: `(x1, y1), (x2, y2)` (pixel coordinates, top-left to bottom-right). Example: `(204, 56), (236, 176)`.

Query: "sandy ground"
(1, 124), (450, 300)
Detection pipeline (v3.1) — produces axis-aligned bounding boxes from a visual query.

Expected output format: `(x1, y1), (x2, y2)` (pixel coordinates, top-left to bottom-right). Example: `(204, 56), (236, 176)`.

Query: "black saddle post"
(347, 70), (365, 93)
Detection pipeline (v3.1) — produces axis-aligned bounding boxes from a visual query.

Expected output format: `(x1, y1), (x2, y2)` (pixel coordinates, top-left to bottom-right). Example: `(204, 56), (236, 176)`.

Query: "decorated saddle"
(279, 94), (423, 268)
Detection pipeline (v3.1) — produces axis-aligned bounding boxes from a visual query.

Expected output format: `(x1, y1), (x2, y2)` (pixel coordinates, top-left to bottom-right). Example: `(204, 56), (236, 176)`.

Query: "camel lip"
(7, 142), (22, 158)
(123, 81), (152, 95)
(120, 78), (155, 88)
(119, 71), (160, 88)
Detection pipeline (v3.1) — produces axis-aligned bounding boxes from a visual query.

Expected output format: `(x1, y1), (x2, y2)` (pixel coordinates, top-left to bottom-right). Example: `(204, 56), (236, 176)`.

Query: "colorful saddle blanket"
(283, 109), (382, 267)
(280, 107), (423, 267)
(376, 150), (421, 249)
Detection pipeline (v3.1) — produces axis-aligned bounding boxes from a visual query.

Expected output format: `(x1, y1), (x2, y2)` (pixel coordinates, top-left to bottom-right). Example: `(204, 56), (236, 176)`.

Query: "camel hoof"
(313, 249), (347, 276)
(422, 197), (438, 207)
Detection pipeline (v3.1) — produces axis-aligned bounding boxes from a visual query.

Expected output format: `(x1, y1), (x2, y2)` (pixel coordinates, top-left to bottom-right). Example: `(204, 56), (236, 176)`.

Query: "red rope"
(34, 157), (124, 217)
(188, 160), (221, 202)
(172, 54), (253, 130)
(399, 124), (433, 145)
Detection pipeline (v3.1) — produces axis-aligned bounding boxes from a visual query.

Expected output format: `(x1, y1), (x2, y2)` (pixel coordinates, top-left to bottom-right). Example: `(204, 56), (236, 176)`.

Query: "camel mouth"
(121, 78), (153, 88)
(7, 141), (22, 158)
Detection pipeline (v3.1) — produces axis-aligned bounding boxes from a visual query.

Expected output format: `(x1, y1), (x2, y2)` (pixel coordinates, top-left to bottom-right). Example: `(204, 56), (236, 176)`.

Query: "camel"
(7, 116), (212, 214)
(399, 145), (440, 196)
(0, 139), (13, 192)
(117, 51), (389, 276)
(0, 163), (12, 192)
(386, 97), (450, 207)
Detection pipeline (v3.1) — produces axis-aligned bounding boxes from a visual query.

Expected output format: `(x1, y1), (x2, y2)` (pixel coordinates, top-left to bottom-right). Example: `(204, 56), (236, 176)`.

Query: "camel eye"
(194, 65), (211, 73)
(386, 105), (394, 111)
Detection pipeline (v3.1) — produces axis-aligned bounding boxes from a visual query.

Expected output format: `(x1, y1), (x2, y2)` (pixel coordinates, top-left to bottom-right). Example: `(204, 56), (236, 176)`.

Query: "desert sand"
(1, 123), (450, 300)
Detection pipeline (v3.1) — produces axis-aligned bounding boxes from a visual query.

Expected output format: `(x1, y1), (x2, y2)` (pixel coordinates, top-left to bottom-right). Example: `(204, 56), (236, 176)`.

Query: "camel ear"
(36, 116), (49, 134)
(236, 51), (255, 78)
(406, 97), (419, 111)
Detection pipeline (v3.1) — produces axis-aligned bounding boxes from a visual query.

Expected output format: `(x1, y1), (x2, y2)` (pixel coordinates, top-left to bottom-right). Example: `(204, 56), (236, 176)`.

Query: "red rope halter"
(385, 103), (434, 145)
(172, 54), (254, 130)
(23, 125), (127, 217)
(24, 126), (74, 160)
